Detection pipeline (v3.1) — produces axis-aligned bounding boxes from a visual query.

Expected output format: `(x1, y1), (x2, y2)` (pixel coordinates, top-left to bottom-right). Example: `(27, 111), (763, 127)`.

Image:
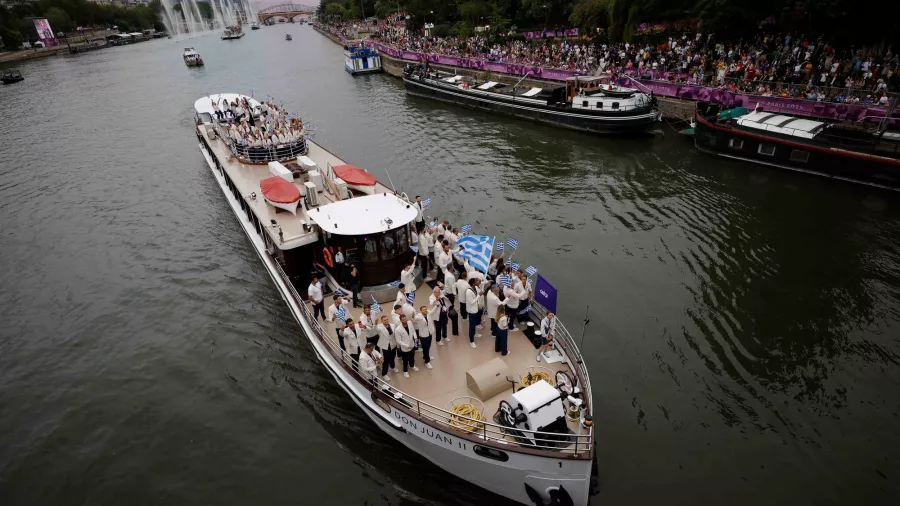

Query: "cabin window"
(612, 102), (620, 110)
(790, 150), (809, 163)
(728, 139), (744, 150)
(396, 226), (408, 250)
(473, 445), (509, 462)
(363, 237), (378, 262)
(582, 100), (589, 108)
(381, 233), (397, 258)
(597, 102), (603, 109)
(758, 144), (776, 156)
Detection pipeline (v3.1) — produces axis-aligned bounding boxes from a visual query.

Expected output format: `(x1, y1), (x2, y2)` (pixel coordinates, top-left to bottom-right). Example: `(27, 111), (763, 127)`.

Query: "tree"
(45, 7), (74, 33)
(458, 1), (492, 26)
(569, 0), (607, 31)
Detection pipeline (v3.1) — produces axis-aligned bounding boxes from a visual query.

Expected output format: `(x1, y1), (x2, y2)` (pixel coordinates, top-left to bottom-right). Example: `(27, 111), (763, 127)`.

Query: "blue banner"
(456, 234), (495, 273)
(534, 274), (558, 314)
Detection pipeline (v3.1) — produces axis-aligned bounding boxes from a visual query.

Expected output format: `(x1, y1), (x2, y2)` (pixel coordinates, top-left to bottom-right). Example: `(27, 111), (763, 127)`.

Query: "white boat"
(221, 25), (245, 40)
(182, 47), (203, 67)
(193, 93), (597, 506)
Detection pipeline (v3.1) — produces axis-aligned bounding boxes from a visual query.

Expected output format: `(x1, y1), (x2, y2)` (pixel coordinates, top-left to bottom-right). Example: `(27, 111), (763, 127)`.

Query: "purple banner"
(534, 274), (558, 314)
(618, 76), (900, 123)
(524, 28), (579, 39)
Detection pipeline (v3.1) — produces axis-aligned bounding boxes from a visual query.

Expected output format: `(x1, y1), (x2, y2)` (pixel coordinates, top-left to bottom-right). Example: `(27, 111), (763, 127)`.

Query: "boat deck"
(317, 281), (582, 442)
(200, 126), (394, 248)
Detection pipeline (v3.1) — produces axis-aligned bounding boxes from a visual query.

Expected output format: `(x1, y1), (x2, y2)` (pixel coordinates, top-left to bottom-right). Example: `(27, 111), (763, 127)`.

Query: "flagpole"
(578, 306), (590, 358)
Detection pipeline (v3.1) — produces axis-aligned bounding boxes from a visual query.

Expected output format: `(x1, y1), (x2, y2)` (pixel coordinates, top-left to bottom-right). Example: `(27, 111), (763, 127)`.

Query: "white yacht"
(193, 93), (597, 506)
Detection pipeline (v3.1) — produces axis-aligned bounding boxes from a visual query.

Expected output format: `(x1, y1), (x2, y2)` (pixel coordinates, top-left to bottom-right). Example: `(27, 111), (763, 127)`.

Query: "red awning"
(260, 176), (300, 204)
(333, 164), (376, 186)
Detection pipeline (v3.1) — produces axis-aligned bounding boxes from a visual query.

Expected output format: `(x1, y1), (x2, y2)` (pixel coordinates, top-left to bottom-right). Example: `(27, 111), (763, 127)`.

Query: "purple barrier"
(619, 76), (900, 123)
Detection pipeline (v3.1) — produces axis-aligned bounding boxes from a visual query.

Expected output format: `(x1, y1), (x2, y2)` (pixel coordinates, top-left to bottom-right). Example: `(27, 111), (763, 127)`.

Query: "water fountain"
(159, 0), (252, 39)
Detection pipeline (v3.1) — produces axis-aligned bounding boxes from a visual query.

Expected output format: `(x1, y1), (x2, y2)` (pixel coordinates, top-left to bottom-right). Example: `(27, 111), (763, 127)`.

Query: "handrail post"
(417, 399), (421, 418)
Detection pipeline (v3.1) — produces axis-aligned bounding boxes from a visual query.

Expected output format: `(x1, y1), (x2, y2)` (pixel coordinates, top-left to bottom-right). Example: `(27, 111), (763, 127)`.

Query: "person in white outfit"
(327, 294), (351, 349)
(428, 286), (449, 344)
(413, 306), (435, 369)
(376, 315), (399, 380)
(395, 314), (418, 377)
(442, 268), (458, 336)
(413, 195), (425, 232)
(400, 262), (416, 293)
(418, 227), (433, 275)
(455, 275), (471, 321)
(486, 284), (502, 336)
(394, 284), (408, 310)
(465, 278), (482, 347)
(342, 319), (363, 367)
(358, 341), (383, 384)
(537, 312), (557, 362)
(359, 305), (380, 347)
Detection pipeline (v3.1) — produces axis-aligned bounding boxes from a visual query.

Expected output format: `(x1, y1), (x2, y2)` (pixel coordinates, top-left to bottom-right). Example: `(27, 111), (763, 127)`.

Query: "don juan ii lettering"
(393, 411), (469, 450)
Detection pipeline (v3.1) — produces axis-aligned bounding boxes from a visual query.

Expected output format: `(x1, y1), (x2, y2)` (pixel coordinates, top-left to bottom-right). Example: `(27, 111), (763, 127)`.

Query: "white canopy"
(193, 93), (261, 116)
(308, 193), (417, 236)
(443, 75), (464, 83)
(522, 87), (543, 97)
(477, 81), (498, 90)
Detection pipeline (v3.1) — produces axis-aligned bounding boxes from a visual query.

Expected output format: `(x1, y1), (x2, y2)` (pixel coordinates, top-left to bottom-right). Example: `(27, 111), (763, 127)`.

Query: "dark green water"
(0, 25), (898, 505)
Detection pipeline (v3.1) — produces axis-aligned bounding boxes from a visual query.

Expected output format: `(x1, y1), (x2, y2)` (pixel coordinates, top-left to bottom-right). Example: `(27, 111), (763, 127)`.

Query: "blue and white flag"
(525, 265), (538, 276)
(507, 238), (518, 250)
(511, 263), (520, 272)
(497, 274), (512, 287)
(496, 242), (504, 252)
(335, 288), (345, 297)
(390, 280), (400, 287)
(336, 305), (346, 321)
(422, 198), (431, 209)
(406, 291), (415, 304)
(370, 295), (381, 313)
(456, 234), (495, 273)
(460, 223), (472, 235)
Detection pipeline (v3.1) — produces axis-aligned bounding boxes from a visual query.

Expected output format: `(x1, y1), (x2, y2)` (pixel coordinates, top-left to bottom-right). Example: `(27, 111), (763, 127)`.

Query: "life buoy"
(323, 248), (333, 267)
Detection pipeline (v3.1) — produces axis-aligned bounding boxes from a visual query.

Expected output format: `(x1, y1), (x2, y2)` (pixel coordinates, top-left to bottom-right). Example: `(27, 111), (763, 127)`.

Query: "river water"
(1, 26), (899, 505)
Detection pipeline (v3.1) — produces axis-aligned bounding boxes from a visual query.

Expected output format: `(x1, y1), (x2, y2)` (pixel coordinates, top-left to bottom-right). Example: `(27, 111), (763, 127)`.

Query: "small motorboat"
(285, 34), (292, 41)
(1, 69), (24, 85)
(250, 22), (260, 30)
(183, 47), (204, 67)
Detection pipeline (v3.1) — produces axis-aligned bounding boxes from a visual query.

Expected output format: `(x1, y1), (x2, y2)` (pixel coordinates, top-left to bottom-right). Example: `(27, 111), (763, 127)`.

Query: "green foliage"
(196, 1), (214, 21)
(0, 0), (162, 45)
(45, 7), (74, 33)
(569, 0), (607, 31)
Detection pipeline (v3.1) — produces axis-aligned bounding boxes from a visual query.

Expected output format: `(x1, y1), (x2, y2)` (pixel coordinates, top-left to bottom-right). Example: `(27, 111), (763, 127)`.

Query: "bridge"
(257, 3), (316, 23)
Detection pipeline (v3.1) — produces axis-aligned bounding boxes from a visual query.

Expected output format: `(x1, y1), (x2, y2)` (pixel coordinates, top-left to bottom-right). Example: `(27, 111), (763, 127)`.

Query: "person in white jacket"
(455, 275), (471, 321)
(503, 283), (521, 332)
(537, 312), (557, 362)
(413, 195), (425, 232)
(417, 227), (433, 276)
(441, 267), (459, 337)
(413, 306), (435, 369)
(342, 319), (363, 367)
(400, 261), (416, 293)
(465, 278), (482, 347)
(435, 242), (454, 282)
(326, 294), (351, 349)
(358, 341), (383, 383)
(376, 315), (399, 380)
(428, 286), (450, 345)
(486, 284), (502, 336)
(394, 315), (418, 377)
(359, 305), (380, 348)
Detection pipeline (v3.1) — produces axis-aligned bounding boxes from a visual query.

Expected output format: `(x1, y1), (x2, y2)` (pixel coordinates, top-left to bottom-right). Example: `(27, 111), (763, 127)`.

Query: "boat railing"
(270, 260), (594, 457)
(212, 122), (308, 164)
(722, 77), (900, 105)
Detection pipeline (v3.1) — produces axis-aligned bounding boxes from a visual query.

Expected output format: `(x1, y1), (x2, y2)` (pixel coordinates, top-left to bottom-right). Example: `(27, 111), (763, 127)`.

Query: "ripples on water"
(0, 27), (898, 505)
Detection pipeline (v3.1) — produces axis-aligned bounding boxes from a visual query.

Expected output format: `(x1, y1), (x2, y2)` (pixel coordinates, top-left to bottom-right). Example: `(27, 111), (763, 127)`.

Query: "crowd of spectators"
(321, 18), (900, 107)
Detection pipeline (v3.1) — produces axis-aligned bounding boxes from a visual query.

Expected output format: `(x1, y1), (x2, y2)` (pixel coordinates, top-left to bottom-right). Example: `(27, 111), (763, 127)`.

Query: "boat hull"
(345, 64), (384, 75)
(197, 130), (594, 506)
(694, 114), (900, 192)
(403, 75), (658, 135)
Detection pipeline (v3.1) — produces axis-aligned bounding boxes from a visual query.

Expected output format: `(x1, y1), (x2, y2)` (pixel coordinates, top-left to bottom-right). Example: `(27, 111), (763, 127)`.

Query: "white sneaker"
(383, 375), (391, 382)
(474, 333), (482, 338)
(425, 363), (433, 369)
(510, 327), (520, 332)
(445, 337), (451, 342)
(536, 353), (542, 362)
(438, 341), (444, 346)
(476, 325), (484, 329)
(404, 372), (409, 378)
(412, 366), (420, 372)
(470, 342), (477, 349)
(393, 368), (400, 373)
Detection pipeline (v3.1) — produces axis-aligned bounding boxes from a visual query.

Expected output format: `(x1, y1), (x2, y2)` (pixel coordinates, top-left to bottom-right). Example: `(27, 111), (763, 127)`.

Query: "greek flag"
(507, 238), (518, 250)
(511, 263), (520, 272)
(422, 198), (431, 209)
(460, 223), (472, 235)
(456, 234), (495, 273)
(406, 291), (415, 304)
(498, 274), (512, 287)
(390, 280), (400, 287)
(370, 295), (381, 313)
(335, 288), (345, 297)
(525, 265), (538, 276)
(335, 305), (346, 321)
(496, 242), (504, 252)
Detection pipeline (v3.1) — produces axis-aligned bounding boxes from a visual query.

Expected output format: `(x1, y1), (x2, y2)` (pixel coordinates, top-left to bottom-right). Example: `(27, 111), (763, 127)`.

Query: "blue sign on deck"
(534, 274), (557, 314)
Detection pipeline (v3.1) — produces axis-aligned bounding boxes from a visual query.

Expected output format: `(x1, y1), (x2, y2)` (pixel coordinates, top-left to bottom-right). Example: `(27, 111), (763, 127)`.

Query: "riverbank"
(315, 25), (696, 123)
(0, 30), (150, 63)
